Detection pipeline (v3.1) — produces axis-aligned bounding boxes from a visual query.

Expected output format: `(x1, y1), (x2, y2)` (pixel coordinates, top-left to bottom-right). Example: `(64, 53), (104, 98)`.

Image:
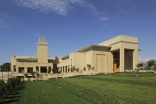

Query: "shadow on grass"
(0, 82), (25, 104)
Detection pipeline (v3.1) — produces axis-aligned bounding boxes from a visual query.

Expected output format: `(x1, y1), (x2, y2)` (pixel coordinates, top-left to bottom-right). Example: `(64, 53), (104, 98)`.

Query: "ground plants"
(1, 72), (156, 104)
(0, 77), (21, 99)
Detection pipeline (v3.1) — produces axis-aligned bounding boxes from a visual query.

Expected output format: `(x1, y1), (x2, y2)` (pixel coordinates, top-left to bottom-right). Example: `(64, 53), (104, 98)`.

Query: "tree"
(136, 63), (143, 69)
(147, 59), (155, 70)
(154, 64), (156, 71)
(87, 64), (91, 71)
(0, 80), (5, 98)
(48, 68), (51, 74)
(83, 67), (86, 71)
(91, 67), (94, 70)
(24, 73), (28, 78)
(30, 72), (35, 78)
(0, 62), (11, 71)
(76, 68), (79, 72)
(71, 66), (76, 72)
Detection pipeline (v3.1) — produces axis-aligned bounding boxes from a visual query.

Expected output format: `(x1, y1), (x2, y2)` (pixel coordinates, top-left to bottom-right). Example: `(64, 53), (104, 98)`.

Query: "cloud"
(99, 17), (109, 21)
(14, 0), (70, 15)
(0, 12), (15, 28)
(14, 0), (90, 15)
(138, 56), (156, 62)
(14, 0), (110, 24)
(14, 0), (109, 22)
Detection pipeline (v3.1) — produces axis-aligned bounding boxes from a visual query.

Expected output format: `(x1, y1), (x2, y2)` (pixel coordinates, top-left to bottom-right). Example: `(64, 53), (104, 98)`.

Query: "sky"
(0, 0), (156, 65)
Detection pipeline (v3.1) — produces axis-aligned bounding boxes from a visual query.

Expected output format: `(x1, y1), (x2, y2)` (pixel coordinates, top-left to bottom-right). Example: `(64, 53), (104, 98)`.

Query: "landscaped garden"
(0, 72), (156, 104)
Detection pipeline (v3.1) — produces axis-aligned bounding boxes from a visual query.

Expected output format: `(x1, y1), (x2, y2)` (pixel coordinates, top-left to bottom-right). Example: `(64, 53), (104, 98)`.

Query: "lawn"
(1, 72), (156, 104)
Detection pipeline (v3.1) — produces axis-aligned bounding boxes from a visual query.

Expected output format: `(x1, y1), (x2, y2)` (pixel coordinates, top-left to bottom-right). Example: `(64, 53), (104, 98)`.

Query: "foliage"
(83, 67), (86, 71)
(147, 59), (155, 69)
(87, 64), (91, 70)
(0, 77), (21, 98)
(1, 73), (156, 104)
(154, 64), (156, 71)
(48, 68), (51, 74)
(68, 68), (70, 72)
(91, 67), (94, 70)
(71, 66), (76, 72)
(76, 68), (79, 72)
(136, 63), (143, 68)
(7, 77), (21, 88)
(30, 72), (35, 77)
(24, 73), (28, 78)
(52, 68), (59, 74)
(0, 80), (5, 97)
(35, 72), (39, 78)
(0, 62), (11, 71)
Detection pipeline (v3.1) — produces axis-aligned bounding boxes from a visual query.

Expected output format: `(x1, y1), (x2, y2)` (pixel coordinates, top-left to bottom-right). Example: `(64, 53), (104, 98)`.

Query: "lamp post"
(2, 66), (3, 81)
(8, 67), (9, 79)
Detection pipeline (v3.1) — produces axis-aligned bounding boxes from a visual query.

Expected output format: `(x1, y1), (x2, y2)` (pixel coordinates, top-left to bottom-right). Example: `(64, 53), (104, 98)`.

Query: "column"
(67, 65), (69, 73)
(63, 66), (64, 73)
(24, 67), (27, 73)
(120, 48), (125, 72)
(11, 65), (14, 73)
(39, 66), (40, 73)
(33, 66), (36, 73)
(17, 67), (19, 73)
(133, 49), (138, 70)
(61, 67), (63, 73)
(47, 66), (48, 74)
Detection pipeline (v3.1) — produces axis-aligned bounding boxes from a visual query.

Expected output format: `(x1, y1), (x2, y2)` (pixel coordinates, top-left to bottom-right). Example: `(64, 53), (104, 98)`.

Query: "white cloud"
(14, 0), (70, 15)
(14, 0), (110, 23)
(14, 0), (89, 15)
(99, 17), (109, 21)
(138, 56), (156, 62)
(0, 12), (15, 28)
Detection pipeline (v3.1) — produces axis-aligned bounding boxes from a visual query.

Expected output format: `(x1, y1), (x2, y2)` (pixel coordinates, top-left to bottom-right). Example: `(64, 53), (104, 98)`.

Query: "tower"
(37, 37), (48, 63)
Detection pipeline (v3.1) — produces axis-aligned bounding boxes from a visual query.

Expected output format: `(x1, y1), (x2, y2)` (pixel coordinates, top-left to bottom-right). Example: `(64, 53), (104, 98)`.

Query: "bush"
(0, 77), (21, 98)
(0, 80), (5, 97)
(7, 77), (21, 89)
(147, 59), (155, 69)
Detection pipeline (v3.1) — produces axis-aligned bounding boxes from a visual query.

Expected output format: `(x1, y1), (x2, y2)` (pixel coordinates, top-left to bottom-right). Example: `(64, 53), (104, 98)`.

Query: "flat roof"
(77, 44), (111, 52)
(16, 58), (38, 62)
(61, 44), (111, 59)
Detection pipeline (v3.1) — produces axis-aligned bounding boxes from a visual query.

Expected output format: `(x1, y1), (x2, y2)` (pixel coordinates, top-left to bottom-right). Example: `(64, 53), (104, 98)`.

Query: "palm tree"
(83, 67), (86, 71)
(91, 67), (94, 70)
(30, 72), (35, 78)
(87, 64), (91, 71)
(24, 73), (28, 78)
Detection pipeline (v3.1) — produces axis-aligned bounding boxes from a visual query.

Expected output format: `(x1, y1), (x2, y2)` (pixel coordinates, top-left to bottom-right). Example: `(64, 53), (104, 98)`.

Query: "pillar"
(47, 66), (48, 74)
(17, 67), (19, 73)
(133, 49), (138, 70)
(63, 66), (64, 73)
(61, 67), (63, 73)
(24, 67), (27, 73)
(39, 66), (40, 73)
(120, 48), (125, 72)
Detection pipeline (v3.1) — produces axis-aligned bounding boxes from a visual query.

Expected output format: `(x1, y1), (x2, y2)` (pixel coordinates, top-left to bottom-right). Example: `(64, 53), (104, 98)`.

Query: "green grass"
(1, 72), (156, 104)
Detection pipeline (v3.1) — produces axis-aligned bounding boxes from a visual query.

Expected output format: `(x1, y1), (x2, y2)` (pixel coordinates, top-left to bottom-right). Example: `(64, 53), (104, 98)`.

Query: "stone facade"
(11, 34), (139, 78)
(57, 34), (138, 73)
(11, 37), (55, 77)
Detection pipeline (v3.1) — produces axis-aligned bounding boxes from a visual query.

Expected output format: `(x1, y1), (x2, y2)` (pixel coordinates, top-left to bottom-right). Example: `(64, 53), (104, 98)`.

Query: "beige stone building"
(11, 37), (56, 77)
(57, 34), (138, 74)
(11, 34), (139, 77)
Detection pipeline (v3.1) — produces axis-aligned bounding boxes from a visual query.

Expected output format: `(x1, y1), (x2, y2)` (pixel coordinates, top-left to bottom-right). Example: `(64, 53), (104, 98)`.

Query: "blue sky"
(0, 0), (156, 65)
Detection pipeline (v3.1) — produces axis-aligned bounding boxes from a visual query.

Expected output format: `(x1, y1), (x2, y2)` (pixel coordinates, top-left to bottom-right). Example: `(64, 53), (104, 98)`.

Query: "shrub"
(147, 59), (155, 69)
(87, 64), (91, 70)
(7, 77), (21, 89)
(0, 80), (5, 97)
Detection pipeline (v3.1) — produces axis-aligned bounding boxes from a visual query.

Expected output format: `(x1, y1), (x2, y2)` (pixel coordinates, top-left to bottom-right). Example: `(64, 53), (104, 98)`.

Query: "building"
(11, 34), (139, 77)
(57, 34), (138, 73)
(11, 37), (56, 77)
